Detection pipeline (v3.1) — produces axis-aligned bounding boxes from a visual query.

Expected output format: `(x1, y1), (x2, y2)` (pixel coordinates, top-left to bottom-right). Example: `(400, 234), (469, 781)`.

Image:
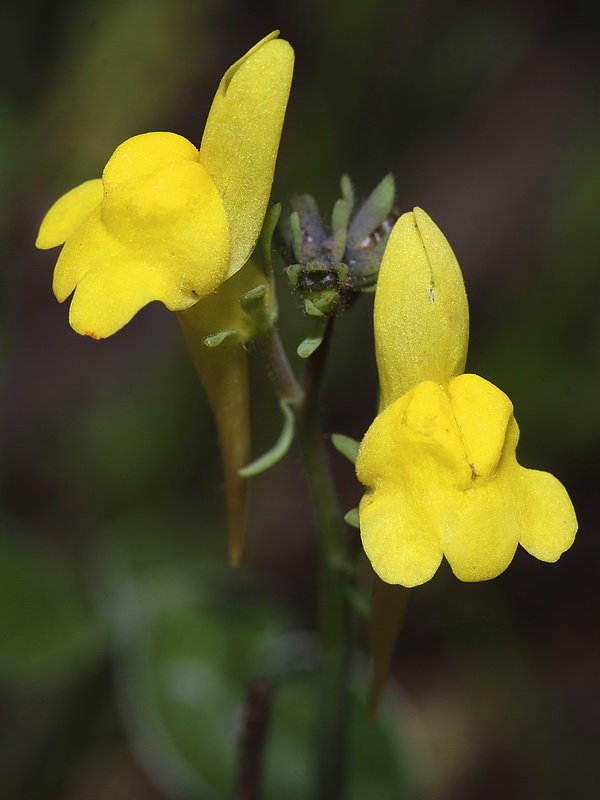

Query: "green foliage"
(0, 530), (98, 682)
(331, 433), (361, 464)
(238, 400), (296, 478)
(264, 670), (418, 800)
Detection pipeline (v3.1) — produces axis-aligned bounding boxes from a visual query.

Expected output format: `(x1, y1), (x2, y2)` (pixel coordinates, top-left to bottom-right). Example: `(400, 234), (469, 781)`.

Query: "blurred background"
(1, 0), (599, 797)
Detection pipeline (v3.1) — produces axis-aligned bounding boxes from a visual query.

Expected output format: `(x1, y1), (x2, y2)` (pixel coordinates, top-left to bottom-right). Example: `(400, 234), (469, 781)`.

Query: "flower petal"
(68, 258), (188, 339)
(36, 179), (103, 249)
(374, 208), (469, 410)
(200, 32), (294, 277)
(359, 488), (444, 587)
(515, 467), (577, 562)
(438, 457), (522, 581)
(447, 373), (513, 482)
(102, 132), (200, 192)
(356, 374), (577, 585)
(356, 389), (447, 586)
(53, 157), (230, 336)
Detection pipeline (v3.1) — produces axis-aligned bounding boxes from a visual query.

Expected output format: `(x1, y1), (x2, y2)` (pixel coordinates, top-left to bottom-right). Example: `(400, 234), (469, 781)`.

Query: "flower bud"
(374, 207), (469, 410)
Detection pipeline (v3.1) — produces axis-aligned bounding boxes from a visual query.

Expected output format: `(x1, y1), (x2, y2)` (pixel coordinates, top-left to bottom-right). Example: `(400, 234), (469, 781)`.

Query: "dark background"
(1, 0), (599, 798)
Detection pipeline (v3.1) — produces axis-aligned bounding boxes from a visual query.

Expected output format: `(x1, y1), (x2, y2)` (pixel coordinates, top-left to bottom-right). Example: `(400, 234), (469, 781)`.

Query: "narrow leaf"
(204, 329), (243, 347)
(238, 400), (295, 478)
(331, 433), (360, 463)
(344, 508), (360, 528)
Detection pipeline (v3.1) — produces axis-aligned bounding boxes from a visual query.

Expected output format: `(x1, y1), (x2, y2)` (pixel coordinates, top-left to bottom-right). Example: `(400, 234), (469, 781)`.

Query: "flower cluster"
(36, 33), (576, 586)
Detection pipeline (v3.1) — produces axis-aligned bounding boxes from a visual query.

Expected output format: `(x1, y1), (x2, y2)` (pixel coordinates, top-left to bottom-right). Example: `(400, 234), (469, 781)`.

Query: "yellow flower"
(36, 32), (294, 339)
(356, 208), (577, 586)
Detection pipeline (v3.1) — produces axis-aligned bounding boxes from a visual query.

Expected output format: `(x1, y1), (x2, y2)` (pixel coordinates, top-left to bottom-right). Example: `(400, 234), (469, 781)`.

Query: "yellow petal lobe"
(375, 208), (469, 410)
(200, 32), (294, 277)
(36, 179), (103, 249)
(357, 374), (577, 586)
(102, 131), (200, 191)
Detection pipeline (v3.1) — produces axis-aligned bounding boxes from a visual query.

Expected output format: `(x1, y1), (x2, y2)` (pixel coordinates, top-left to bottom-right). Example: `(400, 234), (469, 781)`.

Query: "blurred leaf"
(122, 603), (277, 799)
(264, 668), (422, 800)
(98, 538), (281, 799)
(99, 528), (423, 799)
(0, 530), (98, 682)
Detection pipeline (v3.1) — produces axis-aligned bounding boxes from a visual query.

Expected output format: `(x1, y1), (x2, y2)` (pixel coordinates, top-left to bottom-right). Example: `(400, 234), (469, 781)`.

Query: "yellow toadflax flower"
(36, 32), (293, 339)
(356, 208), (577, 587)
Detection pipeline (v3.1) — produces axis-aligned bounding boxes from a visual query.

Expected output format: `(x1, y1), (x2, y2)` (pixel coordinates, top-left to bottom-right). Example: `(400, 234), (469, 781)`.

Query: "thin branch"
(234, 678), (276, 800)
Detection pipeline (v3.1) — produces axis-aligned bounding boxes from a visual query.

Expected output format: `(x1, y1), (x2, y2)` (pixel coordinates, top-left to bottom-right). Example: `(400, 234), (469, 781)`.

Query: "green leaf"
(238, 400), (295, 478)
(331, 433), (361, 463)
(104, 555), (282, 800)
(203, 329), (243, 347)
(0, 532), (98, 682)
(344, 508), (360, 528)
(123, 604), (275, 798)
(297, 335), (324, 358)
(264, 668), (422, 800)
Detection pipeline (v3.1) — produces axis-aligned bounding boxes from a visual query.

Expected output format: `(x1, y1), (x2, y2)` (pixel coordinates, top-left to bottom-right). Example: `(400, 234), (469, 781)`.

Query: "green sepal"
(344, 508), (360, 528)
(332, 197), (351, 232)
(334, 263), (348, 285)
(304, 298), (323, 317)
(347, 173), (395, 250)
(331, 433), (361, 464)
(289, 194), (326, 260)
(330, 227), (347, 263)
(304, 290), (339, 316)
(290, 210), (303, 262)
(238, 400), (295, 478)
(286, 264), (303, 290)
(340, 173), (355, 214)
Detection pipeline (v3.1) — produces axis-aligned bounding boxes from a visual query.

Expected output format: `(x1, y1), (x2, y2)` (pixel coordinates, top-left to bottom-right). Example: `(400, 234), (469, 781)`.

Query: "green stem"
(259, 323), (351, 799)
(297, 325), (351, 800)
(259, 327), (304, 407)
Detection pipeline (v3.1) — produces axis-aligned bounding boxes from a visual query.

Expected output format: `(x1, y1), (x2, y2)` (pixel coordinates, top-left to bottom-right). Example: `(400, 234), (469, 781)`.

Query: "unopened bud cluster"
(281, 175), (397, 316)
